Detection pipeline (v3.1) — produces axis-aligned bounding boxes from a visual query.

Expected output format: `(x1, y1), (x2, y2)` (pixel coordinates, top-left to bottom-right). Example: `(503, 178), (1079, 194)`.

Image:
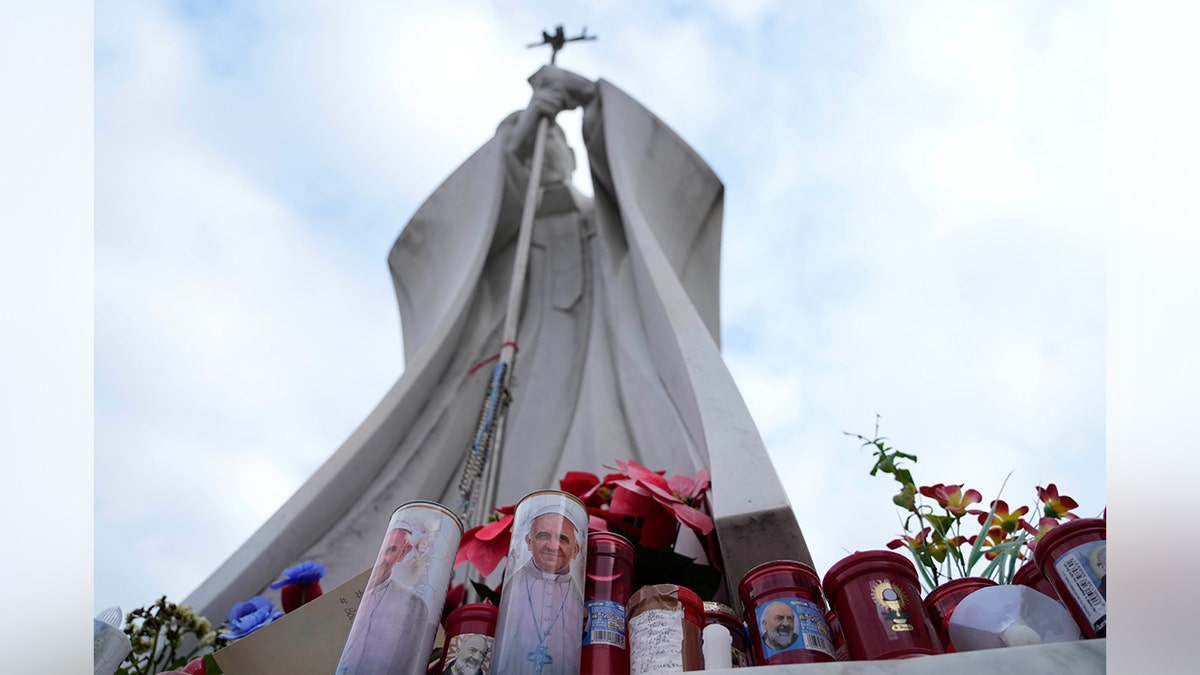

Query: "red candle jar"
(922, 577), (996, 652)
(627, 584), (705, 673)
(1012, 562), (1059, 601)
(1034, 517), (1106, 638)
(822, 550), (944, 660)
(738, 560), (836, 665)
(279, 580), (323, 613)
(581, 532), (637, 675)
(825, 610), (849, 661)
(437, 602), (498, 674)
(703, 601), (752, 667)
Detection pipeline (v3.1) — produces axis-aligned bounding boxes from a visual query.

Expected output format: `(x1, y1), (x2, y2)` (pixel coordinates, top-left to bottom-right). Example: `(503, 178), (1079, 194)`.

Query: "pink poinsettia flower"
(606, 460), (714, 549)
(918, 483), (983, 514)
(1037, 483), (1080, 520)
(969, 500), (1031, 535)
(454, 506), (515, 577)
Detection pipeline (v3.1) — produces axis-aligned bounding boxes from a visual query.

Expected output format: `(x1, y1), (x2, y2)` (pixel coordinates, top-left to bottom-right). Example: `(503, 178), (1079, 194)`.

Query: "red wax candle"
(1034, 517), (1106, 638)
(922, 577), (996, 652)
(822, 550), (944, 660)
(581, 532), (636, 675)
(738, 560), (836, 665)
(438, 602), (498, 674)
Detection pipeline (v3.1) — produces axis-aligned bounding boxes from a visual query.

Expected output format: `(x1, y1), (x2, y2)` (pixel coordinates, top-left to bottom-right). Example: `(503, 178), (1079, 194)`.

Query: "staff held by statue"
(458, 25), (597, 569)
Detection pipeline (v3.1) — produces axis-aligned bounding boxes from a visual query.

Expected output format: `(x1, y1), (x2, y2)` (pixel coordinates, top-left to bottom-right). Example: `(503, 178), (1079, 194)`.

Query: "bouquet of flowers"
(847, 416), (1095, 592)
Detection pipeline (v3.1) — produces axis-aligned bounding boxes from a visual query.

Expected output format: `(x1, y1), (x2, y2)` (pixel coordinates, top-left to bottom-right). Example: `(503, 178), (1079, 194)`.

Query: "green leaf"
(905, 541), (938, 593)
(966, 499), (1002, 569)
(977, 540), (1024, 579)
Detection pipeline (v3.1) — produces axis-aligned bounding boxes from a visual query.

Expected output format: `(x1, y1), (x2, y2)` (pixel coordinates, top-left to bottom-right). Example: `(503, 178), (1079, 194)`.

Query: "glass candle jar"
(822, 550), (944, 660)
(581, 532), (637, 675)
(825, 609), (849, 662)
(922, 577), (997, 652)
(439, 602), (499, 674)
(627, 584), (704, 673)
(336, 500), (464, 675)
(1034, 517), (1106, 638)
(737, 560), (836, 665)
(703, 601), (751, 667)
(1012, 562), (1059, 601)
(492, 490), (589, 675)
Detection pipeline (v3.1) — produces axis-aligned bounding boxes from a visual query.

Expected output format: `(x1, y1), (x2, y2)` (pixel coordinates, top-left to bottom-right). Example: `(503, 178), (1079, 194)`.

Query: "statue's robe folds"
(188, 80), (810, 620)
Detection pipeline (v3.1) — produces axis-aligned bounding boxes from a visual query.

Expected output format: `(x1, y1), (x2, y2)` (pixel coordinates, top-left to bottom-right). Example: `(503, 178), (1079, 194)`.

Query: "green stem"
(144, 621), (160, 675)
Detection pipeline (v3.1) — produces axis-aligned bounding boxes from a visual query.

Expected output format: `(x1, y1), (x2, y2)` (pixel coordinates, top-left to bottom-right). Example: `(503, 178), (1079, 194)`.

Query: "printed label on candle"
(444, 633), (494, 675)
(869, 579), (914, 633)
(582, 599), (627, 649)
(628, 607), (684, 674)
(754, 597), (835, 659)
(1053, 541), (1106, 634)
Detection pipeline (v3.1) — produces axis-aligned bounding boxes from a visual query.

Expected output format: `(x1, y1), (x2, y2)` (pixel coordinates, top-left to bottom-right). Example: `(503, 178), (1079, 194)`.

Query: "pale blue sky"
(94, 1), (1106, 617)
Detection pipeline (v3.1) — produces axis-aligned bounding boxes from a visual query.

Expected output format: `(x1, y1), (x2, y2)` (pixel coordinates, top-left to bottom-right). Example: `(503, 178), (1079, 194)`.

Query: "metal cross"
(526, 24), (597, 65)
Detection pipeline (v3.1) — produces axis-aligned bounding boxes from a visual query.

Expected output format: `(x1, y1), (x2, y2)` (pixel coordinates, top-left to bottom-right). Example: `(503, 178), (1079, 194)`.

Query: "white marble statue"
(187, 65), (810, 621)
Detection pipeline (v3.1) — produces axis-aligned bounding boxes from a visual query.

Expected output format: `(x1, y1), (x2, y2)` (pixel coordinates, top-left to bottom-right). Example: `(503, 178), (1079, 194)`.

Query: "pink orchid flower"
(918, 483), (983, 514)
(888, 527), (932, 552)
(969, 499), (1031, 535)
(1036, 483), (1080, 520)
(1023, 516), (1062, 549)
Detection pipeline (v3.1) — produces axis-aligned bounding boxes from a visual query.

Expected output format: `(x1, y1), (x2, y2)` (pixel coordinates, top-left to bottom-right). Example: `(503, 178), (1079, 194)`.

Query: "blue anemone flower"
(223, 596), (284, 639)
(269, 560), (327, 589)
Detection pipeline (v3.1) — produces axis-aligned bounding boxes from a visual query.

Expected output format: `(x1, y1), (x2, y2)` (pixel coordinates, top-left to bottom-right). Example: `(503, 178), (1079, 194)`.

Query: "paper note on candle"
(213, 568), (370, 674)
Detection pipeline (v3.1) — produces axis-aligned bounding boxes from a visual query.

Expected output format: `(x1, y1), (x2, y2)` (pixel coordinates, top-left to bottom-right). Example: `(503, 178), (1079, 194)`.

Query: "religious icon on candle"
(336, 501), (463, 675)
(490, 490), (588, 675)
(443, 633), (493, 675)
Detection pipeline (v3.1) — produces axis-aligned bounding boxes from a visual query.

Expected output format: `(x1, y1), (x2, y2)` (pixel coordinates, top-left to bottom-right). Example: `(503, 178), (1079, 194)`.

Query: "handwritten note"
(628, 607), (684, 675)
(213, 568), (371, 675)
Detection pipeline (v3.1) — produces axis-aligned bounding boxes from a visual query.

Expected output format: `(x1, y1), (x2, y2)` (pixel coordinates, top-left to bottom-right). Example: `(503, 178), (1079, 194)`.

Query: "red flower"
(918, 483), (983, 514)
(454, 506), (515, 577)
(559, 470), (624, 507)
(969, 500), (1030, 535)
(1037, 484), (1080, 520)
(607, 460), (714, 540)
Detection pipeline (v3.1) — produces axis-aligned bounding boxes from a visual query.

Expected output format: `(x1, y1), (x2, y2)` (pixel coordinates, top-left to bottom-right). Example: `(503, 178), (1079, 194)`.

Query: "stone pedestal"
(720, 639), (1105, 673)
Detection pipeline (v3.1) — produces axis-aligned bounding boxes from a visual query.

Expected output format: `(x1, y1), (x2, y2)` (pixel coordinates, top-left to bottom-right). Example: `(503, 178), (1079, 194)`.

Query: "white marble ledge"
(710, 639), (1105, 674)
